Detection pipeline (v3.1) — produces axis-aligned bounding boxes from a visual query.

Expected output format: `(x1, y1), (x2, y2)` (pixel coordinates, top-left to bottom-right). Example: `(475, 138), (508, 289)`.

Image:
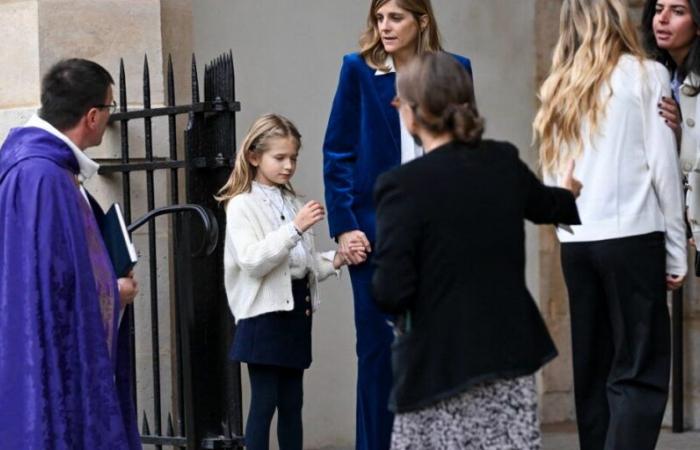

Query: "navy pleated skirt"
(230, 277), (313, 369)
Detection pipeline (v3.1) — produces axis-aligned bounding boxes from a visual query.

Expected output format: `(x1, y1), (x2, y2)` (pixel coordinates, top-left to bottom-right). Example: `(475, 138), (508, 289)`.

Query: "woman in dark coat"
(372, 51), (581, 449)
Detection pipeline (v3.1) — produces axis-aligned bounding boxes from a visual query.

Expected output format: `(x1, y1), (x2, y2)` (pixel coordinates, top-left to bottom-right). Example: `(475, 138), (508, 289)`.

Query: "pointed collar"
(374, 56), (396, 76)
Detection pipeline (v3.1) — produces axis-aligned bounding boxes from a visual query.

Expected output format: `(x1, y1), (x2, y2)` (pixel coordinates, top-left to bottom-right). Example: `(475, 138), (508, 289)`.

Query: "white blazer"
(545, 55), (687, 277)
(678, 73), (700, 250)
(224, 190), (337, 323)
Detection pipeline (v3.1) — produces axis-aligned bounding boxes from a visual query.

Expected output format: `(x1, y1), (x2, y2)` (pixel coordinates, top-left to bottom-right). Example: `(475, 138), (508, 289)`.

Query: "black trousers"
(245, 364), (304, 450)
(561, 232), (670, 450)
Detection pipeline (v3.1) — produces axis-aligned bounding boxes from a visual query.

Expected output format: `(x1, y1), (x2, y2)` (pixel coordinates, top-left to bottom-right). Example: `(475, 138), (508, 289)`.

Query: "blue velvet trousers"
(349, 260), (394, 450)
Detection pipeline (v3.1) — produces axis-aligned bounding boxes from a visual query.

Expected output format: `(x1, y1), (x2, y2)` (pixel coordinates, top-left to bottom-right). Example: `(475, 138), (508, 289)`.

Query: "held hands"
(118, 270), (139, 308)
(561, 159), (583, 199)
(337, 230), (371, 266)
(290, 202), (369, 268)
(658, 96), (682, 143)
(293, 201), (325, 233)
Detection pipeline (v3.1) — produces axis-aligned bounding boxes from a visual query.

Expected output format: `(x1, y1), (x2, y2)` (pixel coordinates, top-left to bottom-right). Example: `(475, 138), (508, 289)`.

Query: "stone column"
(0, 0), (194, 432)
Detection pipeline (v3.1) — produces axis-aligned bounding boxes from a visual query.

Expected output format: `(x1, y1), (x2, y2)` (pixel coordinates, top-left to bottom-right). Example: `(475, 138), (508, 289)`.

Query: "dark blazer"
(323, 52), (472, 242)
(372, 139), (580, 413)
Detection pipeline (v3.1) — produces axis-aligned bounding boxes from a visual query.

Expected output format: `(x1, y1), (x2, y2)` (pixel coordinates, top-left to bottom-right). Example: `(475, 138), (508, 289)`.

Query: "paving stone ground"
(541, 423), (699, 450)
(315, 424), (700, 450)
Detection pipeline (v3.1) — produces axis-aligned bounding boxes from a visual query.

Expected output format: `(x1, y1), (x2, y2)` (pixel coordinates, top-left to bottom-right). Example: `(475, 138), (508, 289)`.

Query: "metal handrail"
(127, 204), (219, 257)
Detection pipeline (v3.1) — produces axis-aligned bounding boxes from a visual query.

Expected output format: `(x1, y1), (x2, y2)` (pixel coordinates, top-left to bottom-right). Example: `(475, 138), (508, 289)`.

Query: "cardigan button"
(305, 295), (310, 303)
(687, 118), (696, 128)
(305, 309), (311, 316)
(684, 162), (693, 172)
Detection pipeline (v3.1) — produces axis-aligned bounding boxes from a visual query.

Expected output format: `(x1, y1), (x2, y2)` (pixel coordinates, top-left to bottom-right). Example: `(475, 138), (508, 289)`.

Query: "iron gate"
(98, 51), (243, 449)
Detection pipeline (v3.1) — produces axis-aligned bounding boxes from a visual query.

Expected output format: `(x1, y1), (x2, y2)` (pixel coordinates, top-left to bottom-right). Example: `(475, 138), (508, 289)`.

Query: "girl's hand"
(293, 201), (325, 232)
(561, 159), (583, 198)
(333, 252), (346, 269)
(332, 242), (368, 269)
(659, 96), (682, 142)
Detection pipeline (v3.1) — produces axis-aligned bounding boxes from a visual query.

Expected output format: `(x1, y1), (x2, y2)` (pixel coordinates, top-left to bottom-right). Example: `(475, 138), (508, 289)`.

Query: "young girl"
(535, 1), (686, 449)
(217, 114), (364, 450)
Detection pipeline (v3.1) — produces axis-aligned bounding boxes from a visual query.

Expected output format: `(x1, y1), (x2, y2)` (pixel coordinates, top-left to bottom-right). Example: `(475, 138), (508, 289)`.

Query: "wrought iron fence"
(98, 51), (242, 449)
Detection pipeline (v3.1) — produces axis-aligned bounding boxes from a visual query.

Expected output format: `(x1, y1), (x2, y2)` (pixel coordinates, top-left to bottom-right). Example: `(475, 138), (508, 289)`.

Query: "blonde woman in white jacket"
(535, 1), (686, 449)
(217, 114), (365, 450)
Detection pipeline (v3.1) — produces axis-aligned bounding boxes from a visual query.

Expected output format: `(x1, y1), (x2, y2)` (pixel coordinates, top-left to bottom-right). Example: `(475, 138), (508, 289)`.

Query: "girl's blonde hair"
(359, 0), (443, 71)
(533, 0), (646, 174)
(216, 114), (301, 205)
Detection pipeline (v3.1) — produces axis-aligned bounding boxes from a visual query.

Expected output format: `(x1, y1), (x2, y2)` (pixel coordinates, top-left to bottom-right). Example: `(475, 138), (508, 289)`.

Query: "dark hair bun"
(444, 103), (484, 145)
(397, 52), (484, 145)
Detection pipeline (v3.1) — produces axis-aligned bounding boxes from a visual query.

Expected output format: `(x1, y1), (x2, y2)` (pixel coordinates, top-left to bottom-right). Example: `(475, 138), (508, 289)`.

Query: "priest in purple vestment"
(0, 58), (141, 449)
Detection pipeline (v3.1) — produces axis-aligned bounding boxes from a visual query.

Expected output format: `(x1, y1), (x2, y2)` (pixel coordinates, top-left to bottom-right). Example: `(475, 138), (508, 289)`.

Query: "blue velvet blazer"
(322, 52), (472, 242)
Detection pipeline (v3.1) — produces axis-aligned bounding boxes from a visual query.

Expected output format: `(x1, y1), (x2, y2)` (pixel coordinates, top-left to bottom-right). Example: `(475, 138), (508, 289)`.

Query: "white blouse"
(375, 57), (424, 164)
(251, 181), (321, 279)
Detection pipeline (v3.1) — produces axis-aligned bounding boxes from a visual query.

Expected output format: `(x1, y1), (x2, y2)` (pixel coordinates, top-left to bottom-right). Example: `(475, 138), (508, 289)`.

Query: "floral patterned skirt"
(390, 375), (541, 450)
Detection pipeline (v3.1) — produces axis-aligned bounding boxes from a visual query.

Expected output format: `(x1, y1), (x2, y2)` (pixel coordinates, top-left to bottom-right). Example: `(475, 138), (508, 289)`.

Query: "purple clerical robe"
(0, 126), (141, 449)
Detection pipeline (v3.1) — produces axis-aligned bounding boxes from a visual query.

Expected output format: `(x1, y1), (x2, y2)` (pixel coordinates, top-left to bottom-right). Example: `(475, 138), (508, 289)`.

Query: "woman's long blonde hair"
(359, 0), (443, 71)
(216, 114), (301, 205)
(533, 0), (646, 174)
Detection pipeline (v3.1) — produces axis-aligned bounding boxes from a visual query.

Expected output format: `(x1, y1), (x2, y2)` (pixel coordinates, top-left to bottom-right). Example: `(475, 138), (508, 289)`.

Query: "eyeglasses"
(391, 96), (415, 110)
(94, 100), (118, 114)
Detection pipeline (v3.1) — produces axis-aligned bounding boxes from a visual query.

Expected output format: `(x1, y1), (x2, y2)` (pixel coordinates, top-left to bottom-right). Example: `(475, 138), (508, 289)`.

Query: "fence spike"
(204, 62), (209, 101)
(142, 412), (151, 435)
(119, 59), (127, 112)
(228, 51), (235, 102)
(191, 53), (200, 103)
(143, 54), (151, 109)
(167, 54), (175, 107)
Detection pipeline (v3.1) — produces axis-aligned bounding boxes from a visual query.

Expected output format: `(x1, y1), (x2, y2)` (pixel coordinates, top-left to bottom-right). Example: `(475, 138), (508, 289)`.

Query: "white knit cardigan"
(224, 190), (338, 323)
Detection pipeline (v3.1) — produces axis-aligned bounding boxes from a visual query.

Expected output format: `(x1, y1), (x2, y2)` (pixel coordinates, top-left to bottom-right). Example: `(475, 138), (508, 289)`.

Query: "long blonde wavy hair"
(359, 0), (443, 71)
(216, 114), (301, 205)
(533, 0), (646, 174)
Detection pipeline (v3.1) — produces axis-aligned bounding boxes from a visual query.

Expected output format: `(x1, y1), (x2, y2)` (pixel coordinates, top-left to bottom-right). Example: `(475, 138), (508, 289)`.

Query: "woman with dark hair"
(372, 51), (581, 450)
(322, 1), (471, 448)
(643, 0), (700, 252)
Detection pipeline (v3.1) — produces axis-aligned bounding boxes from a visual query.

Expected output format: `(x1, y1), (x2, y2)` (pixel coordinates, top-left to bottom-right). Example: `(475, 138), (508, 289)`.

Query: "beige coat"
(678, 73), (700, 250)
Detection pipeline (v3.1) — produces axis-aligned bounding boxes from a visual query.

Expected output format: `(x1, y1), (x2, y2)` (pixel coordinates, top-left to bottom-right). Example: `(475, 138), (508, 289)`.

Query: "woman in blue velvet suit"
(322, 1), (472, 448)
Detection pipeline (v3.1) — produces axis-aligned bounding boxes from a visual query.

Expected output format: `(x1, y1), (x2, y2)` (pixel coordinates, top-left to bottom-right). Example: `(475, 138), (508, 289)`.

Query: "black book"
(99, 203), (137, 277)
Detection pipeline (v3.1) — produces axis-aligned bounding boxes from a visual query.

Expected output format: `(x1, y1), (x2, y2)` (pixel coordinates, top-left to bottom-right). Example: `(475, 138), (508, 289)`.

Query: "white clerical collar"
(25, 114), (100, 182)
(374, 56), (396, 76)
